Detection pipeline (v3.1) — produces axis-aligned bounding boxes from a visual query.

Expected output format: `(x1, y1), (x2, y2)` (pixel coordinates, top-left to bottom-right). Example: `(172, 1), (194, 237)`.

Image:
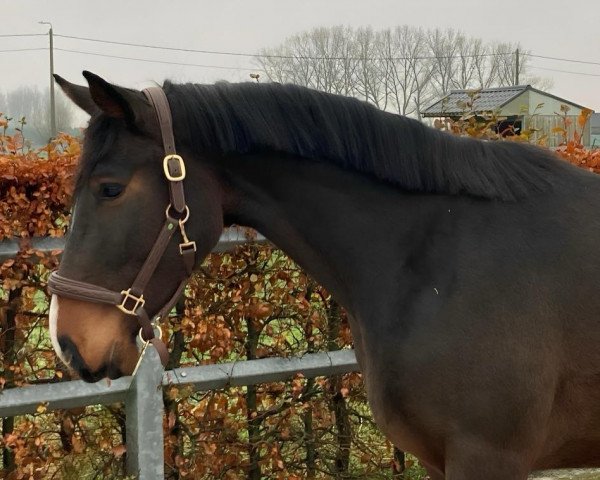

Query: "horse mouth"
(49, 294), (138, 382)
(56, 336), (125, 383)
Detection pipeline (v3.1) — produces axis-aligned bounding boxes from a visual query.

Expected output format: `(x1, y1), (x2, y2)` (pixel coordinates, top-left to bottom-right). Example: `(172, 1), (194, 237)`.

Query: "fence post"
(125, 345), (165, 479)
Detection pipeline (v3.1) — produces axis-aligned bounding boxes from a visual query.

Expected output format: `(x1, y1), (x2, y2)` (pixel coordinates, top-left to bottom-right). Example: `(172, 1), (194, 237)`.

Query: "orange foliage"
(0, 131), (78, 240)
(0, 115), (394, 479)
(2, 98), (599, 478)
(2, 96), (599, 478)
(434, 99), (600, 174)
(553, 108), (600, 173)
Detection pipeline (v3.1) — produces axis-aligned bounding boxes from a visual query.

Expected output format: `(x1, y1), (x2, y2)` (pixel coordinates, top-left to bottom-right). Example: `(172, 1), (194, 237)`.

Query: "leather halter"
(48, 86), (196, 368)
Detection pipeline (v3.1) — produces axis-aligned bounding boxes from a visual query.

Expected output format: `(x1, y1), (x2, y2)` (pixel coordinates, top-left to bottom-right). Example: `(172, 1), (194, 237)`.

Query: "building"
(422, 85), (593, 147)
(591, 113), (600, 149)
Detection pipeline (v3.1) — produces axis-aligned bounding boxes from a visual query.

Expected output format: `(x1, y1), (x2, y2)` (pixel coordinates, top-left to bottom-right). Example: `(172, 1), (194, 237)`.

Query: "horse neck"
(212, 152), (459, 318)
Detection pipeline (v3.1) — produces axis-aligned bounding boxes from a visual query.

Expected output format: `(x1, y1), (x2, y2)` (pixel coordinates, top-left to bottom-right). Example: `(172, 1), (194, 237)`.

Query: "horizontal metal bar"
(163, 349), (359, 391)
(0, 228), (267, 261)
(211, 228), (267, 253)
(0, 350), (358, 417)
(0, 237), (65, 261)
(0, 376), (132, 417)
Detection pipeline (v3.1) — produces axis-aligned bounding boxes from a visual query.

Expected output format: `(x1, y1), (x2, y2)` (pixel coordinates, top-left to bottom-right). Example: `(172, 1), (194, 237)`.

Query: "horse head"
(50, 72), (223, 381)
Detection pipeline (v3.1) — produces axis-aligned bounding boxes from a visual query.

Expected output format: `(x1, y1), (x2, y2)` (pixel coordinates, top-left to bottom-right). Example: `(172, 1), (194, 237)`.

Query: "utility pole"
(515, 48), (520, 86)
(39, 21), (56, 138)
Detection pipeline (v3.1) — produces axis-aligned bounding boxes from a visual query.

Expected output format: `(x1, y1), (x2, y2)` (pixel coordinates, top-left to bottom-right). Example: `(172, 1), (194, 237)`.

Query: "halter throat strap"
(48, 86), (196, 368)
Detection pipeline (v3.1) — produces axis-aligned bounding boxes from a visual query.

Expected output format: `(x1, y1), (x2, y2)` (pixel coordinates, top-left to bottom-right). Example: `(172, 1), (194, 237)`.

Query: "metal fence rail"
(0, 228), (267, 261)
(0, 349), (358, 418)
(1, 232), (596, 479)
(0, 229), (358, 478)
(0, 348), (359, 478)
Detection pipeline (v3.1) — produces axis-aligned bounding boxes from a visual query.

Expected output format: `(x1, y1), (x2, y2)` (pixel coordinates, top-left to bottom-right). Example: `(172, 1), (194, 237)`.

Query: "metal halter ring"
(165, 204), (190, 223)
(137, 325), (163, 348)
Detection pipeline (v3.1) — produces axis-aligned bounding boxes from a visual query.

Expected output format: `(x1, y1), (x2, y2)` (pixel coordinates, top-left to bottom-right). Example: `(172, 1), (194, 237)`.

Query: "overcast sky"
(3, 0), (600, 118)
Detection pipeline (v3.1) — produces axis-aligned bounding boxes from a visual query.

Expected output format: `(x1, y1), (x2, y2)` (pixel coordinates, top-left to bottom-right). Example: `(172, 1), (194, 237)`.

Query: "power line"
(529, 65), (600, 78)
(55, 48), (261, 71)
(525, 53), (600, 67)
(48, 47), (600, 80)
(7, 30), (600, 71)
(0, 48), (47, 53)
(0, 33), (46, 38)
(53, 33), (507, 61)
(55, 33), (265, 58)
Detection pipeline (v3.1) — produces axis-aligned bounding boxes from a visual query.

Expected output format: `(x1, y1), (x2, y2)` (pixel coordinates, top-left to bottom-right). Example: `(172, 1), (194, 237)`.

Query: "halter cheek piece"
(48, 86), (196, 368)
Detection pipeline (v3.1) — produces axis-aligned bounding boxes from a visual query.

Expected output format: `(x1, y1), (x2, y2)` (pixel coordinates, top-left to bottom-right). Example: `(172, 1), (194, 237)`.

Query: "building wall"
(498, 91), (530, 116)
(527, 115), (591, 148)
(498, 90), (585, 117)
(424, 88), (593, 147)
(591, 113), (600, 148)
(527, 90), (585, 116)
(498, 90), (590, 147)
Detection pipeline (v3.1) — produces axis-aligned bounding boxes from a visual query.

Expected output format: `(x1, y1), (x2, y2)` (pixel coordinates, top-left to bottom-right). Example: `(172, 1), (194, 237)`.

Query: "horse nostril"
(57, 335), (111, 382)
(58, 336), (76, 365)
(57, 336), (98, 381)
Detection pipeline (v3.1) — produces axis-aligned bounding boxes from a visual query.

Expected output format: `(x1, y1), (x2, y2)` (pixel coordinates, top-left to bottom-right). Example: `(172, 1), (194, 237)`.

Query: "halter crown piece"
(48, 86), (197, 368)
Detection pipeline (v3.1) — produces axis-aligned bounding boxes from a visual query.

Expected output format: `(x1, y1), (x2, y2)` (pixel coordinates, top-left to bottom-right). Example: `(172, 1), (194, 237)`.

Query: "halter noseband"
(48, 86), (196, 368)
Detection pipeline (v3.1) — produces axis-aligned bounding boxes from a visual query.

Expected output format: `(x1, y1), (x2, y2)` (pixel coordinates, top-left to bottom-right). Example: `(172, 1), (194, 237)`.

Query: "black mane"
(89, 81), (575, 201)
(164, 81), (575, 201)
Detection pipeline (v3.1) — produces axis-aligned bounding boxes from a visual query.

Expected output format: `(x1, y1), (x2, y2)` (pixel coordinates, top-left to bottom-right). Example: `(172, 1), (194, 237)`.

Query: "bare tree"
(256, 25), (545, 119)
(474, 42), (498, 88)
(451, 35), (483, 89)
(523, 74), (554, 92)
(259, 32), (304, 89)
(427, 28), (460, 98)
(377, 26), (433, 118)
(487, 42), (524, 86)
(257, 26), (359, 96)
(353, 27), (389, 109)
(0, 86), (75, 142)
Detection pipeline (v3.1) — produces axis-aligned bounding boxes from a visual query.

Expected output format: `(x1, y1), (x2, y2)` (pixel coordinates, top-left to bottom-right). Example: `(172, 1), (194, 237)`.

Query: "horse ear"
(81, 71), (148, 125)
(53, 74), (98, 116)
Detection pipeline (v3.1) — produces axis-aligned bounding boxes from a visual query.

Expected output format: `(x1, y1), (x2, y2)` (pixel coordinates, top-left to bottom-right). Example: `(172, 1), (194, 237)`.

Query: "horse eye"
(99, 183), (124, 199)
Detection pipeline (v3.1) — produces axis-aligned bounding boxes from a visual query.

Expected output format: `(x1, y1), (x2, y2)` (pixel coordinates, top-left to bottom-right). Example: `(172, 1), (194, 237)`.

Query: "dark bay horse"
(49, 71), (600, 479)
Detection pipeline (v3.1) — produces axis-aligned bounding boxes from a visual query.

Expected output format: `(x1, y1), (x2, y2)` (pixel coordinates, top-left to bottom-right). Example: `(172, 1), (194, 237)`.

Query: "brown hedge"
(0, 117), (403, 479)
(1, 108), (597, 479)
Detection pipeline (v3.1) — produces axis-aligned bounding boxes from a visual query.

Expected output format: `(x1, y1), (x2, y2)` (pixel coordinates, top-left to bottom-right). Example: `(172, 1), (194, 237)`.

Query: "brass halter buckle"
(163, 154), (186, 181)
(117, 288), (145, 315)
